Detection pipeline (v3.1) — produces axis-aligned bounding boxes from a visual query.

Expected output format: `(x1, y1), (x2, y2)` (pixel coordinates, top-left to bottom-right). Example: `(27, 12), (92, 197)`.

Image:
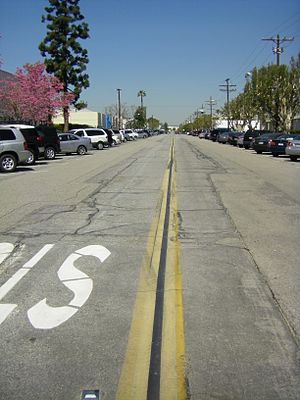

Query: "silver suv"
(69, 128), (108, 150)
(0, 127), (31, 172)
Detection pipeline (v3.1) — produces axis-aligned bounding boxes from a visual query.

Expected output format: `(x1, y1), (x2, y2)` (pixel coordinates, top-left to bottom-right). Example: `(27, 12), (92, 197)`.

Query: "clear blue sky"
(1, 0), (300, 125)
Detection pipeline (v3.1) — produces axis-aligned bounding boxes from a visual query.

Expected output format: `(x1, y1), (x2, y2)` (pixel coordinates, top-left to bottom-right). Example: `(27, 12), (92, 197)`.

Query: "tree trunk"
(63, 106), (69, 132)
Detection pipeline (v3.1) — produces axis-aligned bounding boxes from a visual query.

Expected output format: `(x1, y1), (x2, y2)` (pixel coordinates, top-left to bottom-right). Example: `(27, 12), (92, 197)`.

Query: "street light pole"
(116, 88), (122, 129)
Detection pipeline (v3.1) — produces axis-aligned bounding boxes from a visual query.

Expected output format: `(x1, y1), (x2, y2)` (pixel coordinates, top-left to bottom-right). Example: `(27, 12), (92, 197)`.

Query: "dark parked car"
(252, 133), (282, 154)
(269, 133), (300, 157)
(217, 131), (230, 144)
(35, 125), (61, 159)
(243, 130), (270, 149)
(210, 128), (231, 142)
(228, 131), (244, 146)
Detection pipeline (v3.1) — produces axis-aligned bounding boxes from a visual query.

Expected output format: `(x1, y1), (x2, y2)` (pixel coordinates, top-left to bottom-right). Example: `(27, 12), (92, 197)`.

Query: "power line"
(205, 97), (216, 129)
(262, 34), (294, 65)
(219, 79), (237, 130)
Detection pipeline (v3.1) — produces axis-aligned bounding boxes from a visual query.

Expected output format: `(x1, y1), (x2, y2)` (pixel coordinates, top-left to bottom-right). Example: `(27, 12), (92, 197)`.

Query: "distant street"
(0, 134), (299, 399)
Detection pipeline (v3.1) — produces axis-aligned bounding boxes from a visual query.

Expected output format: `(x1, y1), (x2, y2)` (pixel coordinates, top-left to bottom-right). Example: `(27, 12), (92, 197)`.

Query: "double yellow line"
(116, 140), (187, 400)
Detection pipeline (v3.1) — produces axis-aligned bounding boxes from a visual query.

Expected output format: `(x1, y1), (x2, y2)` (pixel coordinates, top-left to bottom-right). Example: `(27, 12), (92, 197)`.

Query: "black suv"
(35, 125), (61, 159)
(243, 130), (270, 149)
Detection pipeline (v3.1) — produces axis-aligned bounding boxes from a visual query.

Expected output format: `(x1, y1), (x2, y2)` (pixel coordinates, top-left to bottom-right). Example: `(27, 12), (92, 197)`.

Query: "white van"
(69, 128), (108, 150)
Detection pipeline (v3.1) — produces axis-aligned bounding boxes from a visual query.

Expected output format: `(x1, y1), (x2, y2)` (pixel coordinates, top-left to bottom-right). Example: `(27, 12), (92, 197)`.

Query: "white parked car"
(112, 129), (125, 143)
(285, 138), (300, 161)
(124, 129), (136, 141)
(69, 128), (108, 150)
(58, 133), (92, 155)
(132, 130), (139, 140)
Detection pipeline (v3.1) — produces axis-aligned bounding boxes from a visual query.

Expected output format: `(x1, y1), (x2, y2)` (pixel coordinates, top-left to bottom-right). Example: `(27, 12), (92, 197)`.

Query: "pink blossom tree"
(0, 61), (74, 124)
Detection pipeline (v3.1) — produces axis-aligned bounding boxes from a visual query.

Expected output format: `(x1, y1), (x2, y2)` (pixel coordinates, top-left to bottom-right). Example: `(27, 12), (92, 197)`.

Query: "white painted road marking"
(0, 244), (54, 326)
(0, 243), (14, 265)
(27, 245), (111, 329)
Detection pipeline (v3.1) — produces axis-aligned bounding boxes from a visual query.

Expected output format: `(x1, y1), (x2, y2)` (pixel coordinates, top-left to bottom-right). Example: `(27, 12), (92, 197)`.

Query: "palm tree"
(137, 90), (146, 108)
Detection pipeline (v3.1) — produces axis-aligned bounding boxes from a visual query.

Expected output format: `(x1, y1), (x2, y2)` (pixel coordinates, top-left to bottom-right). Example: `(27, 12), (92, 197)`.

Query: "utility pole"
(219, 79), (236, 130)
(205, 96), (216, 129)
(116, 88), (122, 129)
(262, 34), (294, 65)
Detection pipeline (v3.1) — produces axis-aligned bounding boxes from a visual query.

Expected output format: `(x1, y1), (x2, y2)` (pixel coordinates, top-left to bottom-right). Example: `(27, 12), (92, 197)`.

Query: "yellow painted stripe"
(115, 140), (186, 399)
(161, 143), (186, 400)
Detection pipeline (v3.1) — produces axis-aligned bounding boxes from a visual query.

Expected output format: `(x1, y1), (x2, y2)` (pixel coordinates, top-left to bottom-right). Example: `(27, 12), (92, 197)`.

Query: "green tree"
(137, 90), (146, 107)
(253, 64), (300, 132)
(147, 116), (160, 130)
(39, 0), (89, 131)
(133, 106), (147, 128)
(74, 100), (87, 110)
(225, 57), (300, 132)
(162, 122), (169, 132)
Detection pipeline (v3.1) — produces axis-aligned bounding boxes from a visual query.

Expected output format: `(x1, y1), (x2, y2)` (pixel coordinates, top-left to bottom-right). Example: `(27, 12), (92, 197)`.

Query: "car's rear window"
(36, 126), (58, 137)
(86, 130), (104, 136)
(19, 128), (38, 139)
(0, 129), (16, 140)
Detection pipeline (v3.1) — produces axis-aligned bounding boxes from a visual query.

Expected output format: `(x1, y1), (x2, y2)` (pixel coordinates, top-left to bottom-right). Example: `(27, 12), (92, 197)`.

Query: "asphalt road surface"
(0, 134), (299, 400)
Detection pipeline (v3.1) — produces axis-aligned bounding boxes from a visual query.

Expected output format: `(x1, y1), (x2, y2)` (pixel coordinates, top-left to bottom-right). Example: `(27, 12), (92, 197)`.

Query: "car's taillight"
(24, 142), (29, 150)
(269, 140), (276, 146)
(287, 141), (294, 147)
(36, 136), (42, 143)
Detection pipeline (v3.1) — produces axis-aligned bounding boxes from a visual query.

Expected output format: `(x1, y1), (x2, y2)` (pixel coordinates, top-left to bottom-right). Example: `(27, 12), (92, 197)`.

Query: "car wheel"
(24, 150), (36, 165)
(256, 151), (262, 154)
(290, 155), (298, 161)
(77, 145), (87, 155)
(272, 153), (278, 157)
(97, 142), (104, 150)
(44, 147), (56, 160)
(0, 154), (17, 172)
(244, 145), (249, 149)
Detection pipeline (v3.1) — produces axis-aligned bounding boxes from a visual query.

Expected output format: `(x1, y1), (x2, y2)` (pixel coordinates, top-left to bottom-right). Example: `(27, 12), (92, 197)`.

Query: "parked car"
(198, 131), (207, 139)
(69, 128), (108, 150)
(58, 133), (92, 155)
(285, 139), (300, 161)
(0, 124), (40, 164)
(228, 132), (244, 146)
(132, 130), (139, 140)
(243, 130), (270, 149)
(136, 129), (148, 139)
(103, 129), (120, 146)
(112, 129), (125, 143)
(237, 133), (245, 148)
(217, 131), (230, 144)
(35, 125), (61, 159)
(124, 129), (136, 141)
(269, 133), (300, 157)
(0, 127), (31, 172)
(210, 128), (230, 142)
(252, 133), (282, 154)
